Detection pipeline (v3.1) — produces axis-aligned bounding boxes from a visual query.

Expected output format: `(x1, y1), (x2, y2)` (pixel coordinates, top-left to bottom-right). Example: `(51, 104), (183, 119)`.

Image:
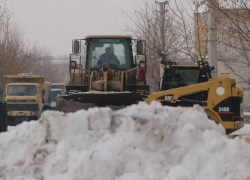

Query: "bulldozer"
(145, 60), (244, 135)
(56, 35), (149, 112)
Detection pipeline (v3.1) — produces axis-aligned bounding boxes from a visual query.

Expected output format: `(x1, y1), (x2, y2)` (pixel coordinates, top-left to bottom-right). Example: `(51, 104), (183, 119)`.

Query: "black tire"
(3, 111), (8, 131)
(0, 116), (4, 132)
(8, 116), (15, 126)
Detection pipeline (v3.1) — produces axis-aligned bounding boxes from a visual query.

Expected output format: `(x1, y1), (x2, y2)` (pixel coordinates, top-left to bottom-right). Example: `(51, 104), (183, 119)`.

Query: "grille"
(7, 103), (39, 111)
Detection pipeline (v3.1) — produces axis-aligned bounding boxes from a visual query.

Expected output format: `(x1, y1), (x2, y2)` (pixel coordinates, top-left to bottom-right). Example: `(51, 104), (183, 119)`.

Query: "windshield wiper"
(8, 93), (17, 95)
(16, 93), (30, 96)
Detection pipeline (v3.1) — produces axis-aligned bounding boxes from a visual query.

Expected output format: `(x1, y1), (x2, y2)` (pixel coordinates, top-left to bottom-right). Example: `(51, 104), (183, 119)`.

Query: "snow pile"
(1, 102), (250, 180)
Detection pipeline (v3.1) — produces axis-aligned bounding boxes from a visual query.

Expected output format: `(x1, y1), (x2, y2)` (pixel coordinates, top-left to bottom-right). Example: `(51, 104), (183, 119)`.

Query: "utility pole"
(155, 1), (169, 61)
(208, 0), (219, 77)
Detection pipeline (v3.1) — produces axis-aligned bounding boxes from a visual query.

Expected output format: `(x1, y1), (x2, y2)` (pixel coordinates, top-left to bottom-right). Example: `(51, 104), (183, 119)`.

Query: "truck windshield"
(86, 38), (132, 70)
(8, 85), (37, 96)
(51, 90), (62, 102)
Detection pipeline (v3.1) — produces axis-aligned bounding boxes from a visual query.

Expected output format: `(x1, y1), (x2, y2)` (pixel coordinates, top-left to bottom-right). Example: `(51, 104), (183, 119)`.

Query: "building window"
(203, 19), (208, 27)
(203, 38), (208, 49)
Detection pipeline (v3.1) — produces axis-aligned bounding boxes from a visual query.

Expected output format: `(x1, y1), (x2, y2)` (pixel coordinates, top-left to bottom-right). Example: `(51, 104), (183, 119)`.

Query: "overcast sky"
(5, 0), (149, 56)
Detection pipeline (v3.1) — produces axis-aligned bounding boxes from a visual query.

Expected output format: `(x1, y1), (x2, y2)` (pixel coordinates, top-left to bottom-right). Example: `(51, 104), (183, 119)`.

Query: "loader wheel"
(0, 117), (4, 132)
(42, 105), (50, 112)
(207, 115), (219, 125)
(2, 112), (7, 132)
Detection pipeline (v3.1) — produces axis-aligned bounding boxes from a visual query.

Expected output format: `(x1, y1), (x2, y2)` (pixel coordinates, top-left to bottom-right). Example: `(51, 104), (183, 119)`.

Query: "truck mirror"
(137, 41), (143, 54)
(41, 89), (45, 96)
(73, 40), (80, 54)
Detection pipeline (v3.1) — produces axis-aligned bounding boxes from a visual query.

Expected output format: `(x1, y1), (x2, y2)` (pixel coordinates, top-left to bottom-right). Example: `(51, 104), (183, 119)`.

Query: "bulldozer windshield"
(86, 38), (132, 70)
(161, 67), (202, 90)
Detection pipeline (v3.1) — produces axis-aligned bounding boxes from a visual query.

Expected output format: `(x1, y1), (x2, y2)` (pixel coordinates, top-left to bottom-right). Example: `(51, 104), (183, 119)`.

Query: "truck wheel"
(8, 117), (15, 126)
(3, 111), (7, 131)
(42, 105), (48, 112)
(0, 117), (4, 132)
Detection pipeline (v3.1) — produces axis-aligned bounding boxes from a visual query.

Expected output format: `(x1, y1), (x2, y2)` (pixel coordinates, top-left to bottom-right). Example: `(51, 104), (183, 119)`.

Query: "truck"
(4, 74), (51, 125)
(50, 88), (63, 110)
(145, 60), (244, 135)
(50, 83), (65, 110)
(56, 35), (149, 112)
(51, 83), (66, 95)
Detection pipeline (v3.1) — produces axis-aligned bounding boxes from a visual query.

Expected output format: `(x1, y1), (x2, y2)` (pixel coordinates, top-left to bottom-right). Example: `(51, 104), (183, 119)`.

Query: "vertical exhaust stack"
(208, 0), (219, 78)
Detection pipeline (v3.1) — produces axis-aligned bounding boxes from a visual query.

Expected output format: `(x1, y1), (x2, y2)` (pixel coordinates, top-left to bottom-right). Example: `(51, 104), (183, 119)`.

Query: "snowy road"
(230, 124), (250, 135)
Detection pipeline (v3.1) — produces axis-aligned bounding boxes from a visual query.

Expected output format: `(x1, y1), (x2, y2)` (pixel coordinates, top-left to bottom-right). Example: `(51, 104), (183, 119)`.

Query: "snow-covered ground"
(1, 102), (250, 180)
(231, 124), (250, 135)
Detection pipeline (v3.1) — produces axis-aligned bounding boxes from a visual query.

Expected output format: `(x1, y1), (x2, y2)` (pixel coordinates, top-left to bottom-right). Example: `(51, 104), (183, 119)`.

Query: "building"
(194, 8), (250, 112)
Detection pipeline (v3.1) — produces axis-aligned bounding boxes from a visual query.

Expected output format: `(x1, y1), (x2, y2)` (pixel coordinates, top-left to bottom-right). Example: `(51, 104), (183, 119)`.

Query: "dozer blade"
(57, 92), (147, 113)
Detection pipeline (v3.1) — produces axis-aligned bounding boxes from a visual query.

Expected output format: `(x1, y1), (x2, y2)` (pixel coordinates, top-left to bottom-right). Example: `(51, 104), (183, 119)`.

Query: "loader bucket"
(57, 92), (147, 113)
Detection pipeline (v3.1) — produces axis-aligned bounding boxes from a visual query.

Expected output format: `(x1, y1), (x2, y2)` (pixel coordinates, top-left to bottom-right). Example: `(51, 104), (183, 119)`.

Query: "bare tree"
(26, 45), (69, 83)
(0, 6), (30, 88)
(216, 2), (250, 80)
(176, 0), (250, 112)
(122, 0), (193, 92)
(193, 0), (250, 78)
(0, 4), (68, 98)
(193, 0), (250, 105)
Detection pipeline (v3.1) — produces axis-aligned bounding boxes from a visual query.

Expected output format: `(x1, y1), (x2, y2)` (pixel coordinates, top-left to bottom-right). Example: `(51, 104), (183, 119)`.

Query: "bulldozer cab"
(147, 60), (244, 134)
(160, 61), (212, 91)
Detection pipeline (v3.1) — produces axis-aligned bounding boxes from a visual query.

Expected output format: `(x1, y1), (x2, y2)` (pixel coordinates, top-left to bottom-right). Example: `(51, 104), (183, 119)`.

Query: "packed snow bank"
(1, 102), (250, 180)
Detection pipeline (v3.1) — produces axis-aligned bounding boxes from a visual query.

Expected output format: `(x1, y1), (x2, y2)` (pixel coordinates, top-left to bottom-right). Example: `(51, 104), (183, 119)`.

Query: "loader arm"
(145, 80), (222, 126)
(145, 80), (213, 104)
(145, 78), (244, 134)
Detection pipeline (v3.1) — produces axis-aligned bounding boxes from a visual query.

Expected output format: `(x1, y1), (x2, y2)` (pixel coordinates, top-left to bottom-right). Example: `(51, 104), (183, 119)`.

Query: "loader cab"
(86, 38), (132, 70)
(67, 35), (147, 93)
(70, 36), (145, 71)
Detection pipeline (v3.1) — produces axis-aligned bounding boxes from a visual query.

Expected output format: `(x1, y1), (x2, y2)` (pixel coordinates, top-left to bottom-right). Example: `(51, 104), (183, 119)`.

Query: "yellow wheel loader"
(57, 35), (149, 112)
(145, 60), (244, 135)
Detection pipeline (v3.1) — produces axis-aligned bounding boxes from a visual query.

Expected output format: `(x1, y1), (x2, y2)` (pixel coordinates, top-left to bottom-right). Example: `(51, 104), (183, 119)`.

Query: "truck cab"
(50, 89), (63, 110)
(5, 83), (42, 125)
(4, 74), (50, 125)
